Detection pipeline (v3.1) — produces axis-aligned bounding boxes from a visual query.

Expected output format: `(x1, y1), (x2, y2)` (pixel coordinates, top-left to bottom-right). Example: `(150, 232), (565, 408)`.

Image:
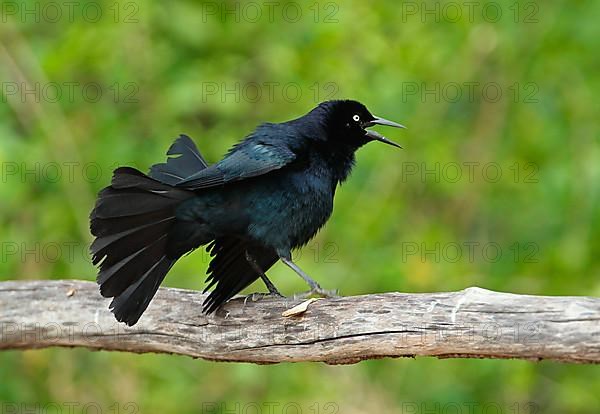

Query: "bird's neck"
(315, 142), (357, 186)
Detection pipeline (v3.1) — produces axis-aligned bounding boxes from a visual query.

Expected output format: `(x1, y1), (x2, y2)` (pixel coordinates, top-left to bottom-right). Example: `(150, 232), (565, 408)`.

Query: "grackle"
(90, 100), (405, 325)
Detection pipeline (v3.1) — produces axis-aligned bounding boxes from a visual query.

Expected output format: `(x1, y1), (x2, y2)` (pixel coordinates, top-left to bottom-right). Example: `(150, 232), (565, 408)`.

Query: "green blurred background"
(1, 0), (599, 412)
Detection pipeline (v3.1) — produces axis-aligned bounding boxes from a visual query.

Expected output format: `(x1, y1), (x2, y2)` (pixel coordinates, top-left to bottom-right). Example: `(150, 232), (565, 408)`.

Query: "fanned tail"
(90, 135), (208, 325)
(90, 167), (194, 325)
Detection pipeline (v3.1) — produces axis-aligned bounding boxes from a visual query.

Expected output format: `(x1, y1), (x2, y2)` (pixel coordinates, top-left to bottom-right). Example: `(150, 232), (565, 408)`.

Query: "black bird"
(90, 100), (404, 325)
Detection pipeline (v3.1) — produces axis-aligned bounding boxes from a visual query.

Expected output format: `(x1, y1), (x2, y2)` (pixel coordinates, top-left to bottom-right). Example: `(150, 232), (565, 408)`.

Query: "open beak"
(364, 116), (406, 148)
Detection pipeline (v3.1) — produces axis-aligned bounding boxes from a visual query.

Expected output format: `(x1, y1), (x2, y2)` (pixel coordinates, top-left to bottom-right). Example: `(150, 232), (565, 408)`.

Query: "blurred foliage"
(0, 0), (599, 412)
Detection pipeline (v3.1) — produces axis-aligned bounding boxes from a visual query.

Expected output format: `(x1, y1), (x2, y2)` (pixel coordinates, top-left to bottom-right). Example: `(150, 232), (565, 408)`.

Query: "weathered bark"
(1, 280), (599, 364)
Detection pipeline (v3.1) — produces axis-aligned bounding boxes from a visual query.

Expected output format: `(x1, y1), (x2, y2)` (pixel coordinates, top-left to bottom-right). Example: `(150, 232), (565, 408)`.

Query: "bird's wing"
(202, 238), (278, 314)
(149, 134), (209, 184)
(175, 141), (296, 190)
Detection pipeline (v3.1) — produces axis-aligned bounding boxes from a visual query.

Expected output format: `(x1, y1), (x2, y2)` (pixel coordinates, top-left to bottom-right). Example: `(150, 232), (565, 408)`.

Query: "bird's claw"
(265, 287), (285, 298)
(243, 291), (286, 306)
(294, 286), (339, 299)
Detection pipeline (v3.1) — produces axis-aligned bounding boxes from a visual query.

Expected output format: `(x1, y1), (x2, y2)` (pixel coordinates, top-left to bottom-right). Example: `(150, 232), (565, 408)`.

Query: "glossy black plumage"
(90, 100), (404, 325)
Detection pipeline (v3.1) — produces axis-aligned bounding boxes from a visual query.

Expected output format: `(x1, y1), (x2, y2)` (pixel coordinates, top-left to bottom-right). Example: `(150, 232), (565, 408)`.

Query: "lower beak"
(365, 130), (403, 148)
(364, 116), (406, 148)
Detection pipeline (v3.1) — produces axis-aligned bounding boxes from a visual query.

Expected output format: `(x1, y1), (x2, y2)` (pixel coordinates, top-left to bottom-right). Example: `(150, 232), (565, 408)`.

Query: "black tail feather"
(110, 256), (176, 325)
(90, 167), (194, 326)
(149, 134), (208, 184)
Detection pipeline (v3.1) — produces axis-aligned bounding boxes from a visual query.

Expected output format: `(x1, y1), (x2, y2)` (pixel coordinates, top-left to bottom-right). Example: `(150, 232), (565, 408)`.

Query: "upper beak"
(364, 116), (406, 149)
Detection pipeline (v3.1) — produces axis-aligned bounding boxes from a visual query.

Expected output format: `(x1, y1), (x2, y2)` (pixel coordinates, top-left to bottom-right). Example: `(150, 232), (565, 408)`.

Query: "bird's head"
(316, 100), (405, 150)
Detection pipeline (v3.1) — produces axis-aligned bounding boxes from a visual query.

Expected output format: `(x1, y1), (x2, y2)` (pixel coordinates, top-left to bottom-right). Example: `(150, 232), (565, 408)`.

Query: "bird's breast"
(244, 166), (335, 251)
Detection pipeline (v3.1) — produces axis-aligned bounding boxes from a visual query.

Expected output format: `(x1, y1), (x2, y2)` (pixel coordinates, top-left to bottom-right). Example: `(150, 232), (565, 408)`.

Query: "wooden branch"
(1, 280), (599, 364)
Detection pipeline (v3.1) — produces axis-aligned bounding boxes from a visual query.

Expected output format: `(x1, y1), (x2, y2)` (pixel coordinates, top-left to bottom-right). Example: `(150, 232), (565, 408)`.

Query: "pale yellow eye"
(353, 114), (360, 122)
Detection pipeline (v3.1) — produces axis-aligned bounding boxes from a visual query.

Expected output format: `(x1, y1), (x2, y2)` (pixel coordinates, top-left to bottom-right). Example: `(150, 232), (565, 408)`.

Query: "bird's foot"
(264, 283), (285, 298)
(293, 286), (339, 299)
(243, 291), (286, 306)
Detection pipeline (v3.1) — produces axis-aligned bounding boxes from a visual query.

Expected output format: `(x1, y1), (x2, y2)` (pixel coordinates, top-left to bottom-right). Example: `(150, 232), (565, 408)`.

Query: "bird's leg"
(245, 251), (284, 299)
(279, 256), (339, 298)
